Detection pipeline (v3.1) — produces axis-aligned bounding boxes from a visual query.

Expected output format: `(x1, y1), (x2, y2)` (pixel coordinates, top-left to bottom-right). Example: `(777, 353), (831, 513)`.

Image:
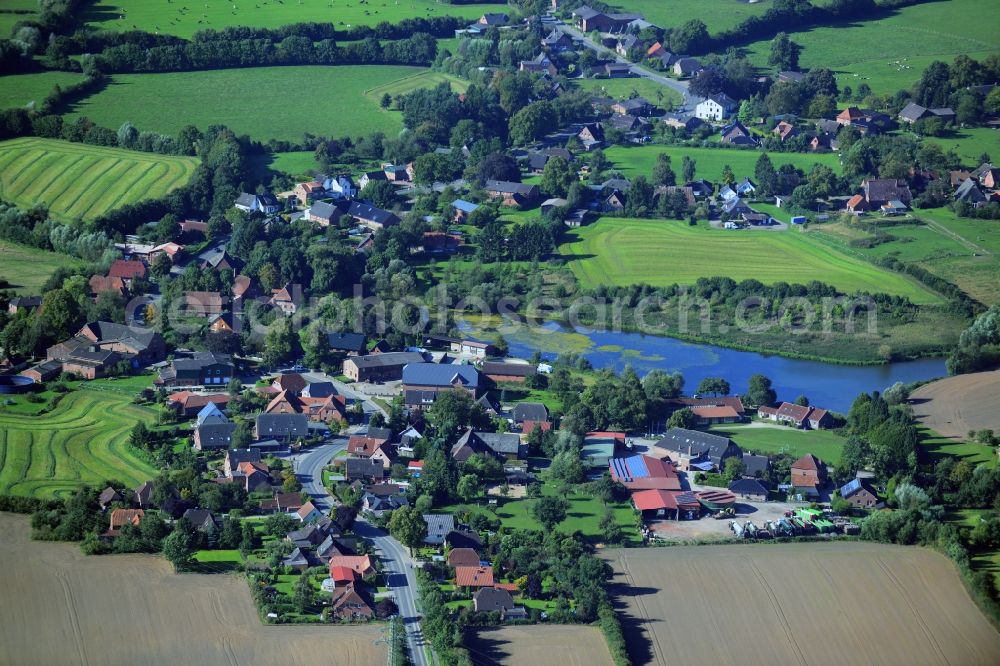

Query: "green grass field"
(574, 77), (683, 108)
(560, 217), (940, 302)
(609, 0), (770, 33)
(739, 0), (1000, 95)
(267, 151), (320, 179)
(0, 388), (157, 500)
(0, 70), (85, 110)
(810, 209), (1000, 306)
(603, 145), (842, 183)
(709, 422), (848, 465)
(84, 0), (508, 39)
(918, 426), (997, 468)
(0, 0), (36, 38)
(444, 480), (642, 545)
(0, 137), (199, 222)
(0, 240), (84, 294)
(67, 66), (436, 142)
(922, 127), (1000, 165)
(363, 70), (469, 102)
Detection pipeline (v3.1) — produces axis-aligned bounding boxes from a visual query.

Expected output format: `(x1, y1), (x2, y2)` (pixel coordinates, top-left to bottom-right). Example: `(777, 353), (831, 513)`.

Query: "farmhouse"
(609, 454), (681, 491)
(729, 478), (769, 501)
(294, 180), (325, 205)
(695, 93), (737, 121)
(839, 478), (881, 509)
(342, 351), (425, 382)
(47, 321), (165, 368)
(656, 428), (742, 471)
(632, 489), (701, 521)
(481, 361), (535, 383)
(898, 102), (956, 124)
(790, 454), (828, 498)
(402, 363), (479, 398)
(757, 401), (832, 429)
(104, 508), (144, 538)
(58, 348), (125, 380)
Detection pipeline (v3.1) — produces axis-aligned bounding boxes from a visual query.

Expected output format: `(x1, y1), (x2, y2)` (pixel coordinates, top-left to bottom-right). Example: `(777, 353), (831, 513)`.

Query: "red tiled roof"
(329, 555), (373, 577)
(447, 548), (481, 568)
(330, 566), (358, 583)
(632, 489), (676, 511)
(691, 405), (739, 419)
(494, 582), (519, 592)
(792, 453), (824, 471)
(521, 420), (551, 433)
(348, 435), (388, 456)
(108, 260), (146, 279)
(586, 431), (626, 444)
(455, 566), (494, 587)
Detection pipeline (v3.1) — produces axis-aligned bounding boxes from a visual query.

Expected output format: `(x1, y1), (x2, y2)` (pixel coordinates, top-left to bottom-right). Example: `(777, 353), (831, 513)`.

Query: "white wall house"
(695, 93), (737, 121)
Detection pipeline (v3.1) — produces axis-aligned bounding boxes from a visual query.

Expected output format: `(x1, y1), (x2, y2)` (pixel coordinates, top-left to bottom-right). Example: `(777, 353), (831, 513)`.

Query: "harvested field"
(911, 370), (1000, 440)
(606, 543), (1000, 666)
(0, 512), (384, 665)
(468, 625), (611, 666)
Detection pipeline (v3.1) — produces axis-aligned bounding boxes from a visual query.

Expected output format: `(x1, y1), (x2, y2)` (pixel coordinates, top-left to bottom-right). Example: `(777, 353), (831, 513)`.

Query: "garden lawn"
(267, 151), (320, 179)
(192, 549), (243, 573)
(444, 481), (642, 545)
(737, 0), (1000, 95)
(84, 0), (508, 39)
(66, 66), (435, 143)
(574, 77), (682, 108)
(560, 217), (941, 303)
(0, 70), (86, 110)
(0, 240), (84, 294)
(0, 137), (198, 222)
(709, 422), (847, 466)
(609, 0), (769, 33)
(0, 388), (157, 500)
(603, 144), (842, 183)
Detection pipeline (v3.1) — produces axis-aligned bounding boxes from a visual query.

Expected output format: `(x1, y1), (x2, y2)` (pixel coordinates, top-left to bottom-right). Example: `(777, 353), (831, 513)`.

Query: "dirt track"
(468, 626), (611, 666)
(0, 512), (384, 666)
(911, 370), (1000, 439)
(606, 543), (1000, 666)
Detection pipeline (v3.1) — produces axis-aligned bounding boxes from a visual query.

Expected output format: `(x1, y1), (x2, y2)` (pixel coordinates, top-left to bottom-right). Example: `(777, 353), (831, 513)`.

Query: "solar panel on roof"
(625, 456), (649, 479)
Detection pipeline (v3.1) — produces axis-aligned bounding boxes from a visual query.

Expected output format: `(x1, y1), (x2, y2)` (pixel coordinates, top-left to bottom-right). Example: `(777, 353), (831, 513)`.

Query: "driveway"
(292, 442), (432, 666)
(560, 23), (701, 112)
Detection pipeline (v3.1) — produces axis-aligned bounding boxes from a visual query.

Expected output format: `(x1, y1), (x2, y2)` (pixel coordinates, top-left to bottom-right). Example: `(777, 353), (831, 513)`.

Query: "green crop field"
(574, 77), (683, 108)
(67, 66), (441, 142)
(0, 137), (199, 221)
(84, 0), (508, 39)
(709, 423), (847, 465)
(0, 70), (86, 111)
(603, 145), (842, 183)
(0, 240), (84, 295)
(363, 70), (468, 102)
(0, 389), (157, 499)
(609, 0), (771, 33)
(560, 217), (941, 303)
(739, 0), (1000, 95)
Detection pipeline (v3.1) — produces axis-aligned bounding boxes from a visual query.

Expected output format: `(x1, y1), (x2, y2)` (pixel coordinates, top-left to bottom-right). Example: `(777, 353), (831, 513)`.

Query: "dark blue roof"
(610, 455), (649, 482)
(327, 331), (366, 351)
(402, 363), (479, 389)
(840, 478), (866, 497)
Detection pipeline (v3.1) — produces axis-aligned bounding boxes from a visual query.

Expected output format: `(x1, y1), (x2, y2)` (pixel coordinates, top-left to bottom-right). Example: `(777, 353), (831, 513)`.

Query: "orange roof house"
(330, 565), (359, 585)
(455, 565), (495, 588)
(328, 555), (374, 578)
(104, 508), (144, 537)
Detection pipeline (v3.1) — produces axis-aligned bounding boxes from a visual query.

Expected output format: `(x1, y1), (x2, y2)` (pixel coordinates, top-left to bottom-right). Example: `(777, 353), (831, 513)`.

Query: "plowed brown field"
(0, 512), (384, 666)
(911, 370), (1000, 439)
(606, 542), (1000, 666)
(468, 625), (612, 666)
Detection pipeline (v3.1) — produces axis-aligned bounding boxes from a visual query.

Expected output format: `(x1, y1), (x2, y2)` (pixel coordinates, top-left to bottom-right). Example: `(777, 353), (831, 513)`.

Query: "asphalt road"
(561, 23), (701, 113)
(294, 442), (431, 666)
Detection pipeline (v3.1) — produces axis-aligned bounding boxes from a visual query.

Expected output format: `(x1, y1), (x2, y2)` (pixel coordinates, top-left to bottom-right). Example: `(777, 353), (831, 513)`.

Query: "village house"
(512, 402), (548, 426)
(182, 291), (228, 318)
(342, 351), (426, 382)
(720, 120), (759, 146)
(452, 199), (479, 222)
(327, 332), (366, 356)
(898, 102), (955, 124)
(260, 491), (304, 514)
(695, 93), (737, 121)
(183, 508), (221, 534)
(294, 180), (325, 205)
(541, 28), (574, 51)
(839, 478), (881, 509)
(423, 514), (455, 545)
(193, 402), (235, 451)
(614, 34), (637, 57)
(103, 508), (144, 538)
(234, 192), (280, 215)
(578, 123), (605, 150)
(603, 62), (632, 78)
(255, 413), (309, 442)
(47, 321), (165, 369)
(656, 428), (742, 472)
(157, 351), (233, 387)
(455, 565), (495, 589)
(7, 295), (42, 315)
(790, 454), (828, 498)
(98, 486), (122, 510)
(306, 201), (342, 226)
(473, 587), (521, 617)
(448, 547), (481, 569)
(773, 120), (797, 142)
(757, 401), (832, 429)
(484, 180), (540, 207)
(451, 428), (525, 463)
(329, 583), (375, 620)
(612, 97), (652, 117)
(345, 457), (386, 483)
(520, 53), (558, 76)
(672, 57), (703, 77)
(348, 201), (399, 230)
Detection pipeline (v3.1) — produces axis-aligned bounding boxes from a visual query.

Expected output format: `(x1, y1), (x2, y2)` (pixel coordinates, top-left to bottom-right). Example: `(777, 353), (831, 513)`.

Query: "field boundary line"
(919, 216), (991, 256)
(747, 559), (807, 666)
(57, 571), (92, 666)
(875, 557), (951, 665)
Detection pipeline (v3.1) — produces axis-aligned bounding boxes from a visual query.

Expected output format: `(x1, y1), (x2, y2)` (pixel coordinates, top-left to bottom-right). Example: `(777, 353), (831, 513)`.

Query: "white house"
(324, 175), (356, 200)
(694, 93), (737, 121)
(234, 193), (280, 215)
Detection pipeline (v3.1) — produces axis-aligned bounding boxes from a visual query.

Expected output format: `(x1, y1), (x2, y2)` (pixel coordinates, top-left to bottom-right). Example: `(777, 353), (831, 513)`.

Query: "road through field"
(606, 543), (1000, 665)
(0, 512), (385, 665)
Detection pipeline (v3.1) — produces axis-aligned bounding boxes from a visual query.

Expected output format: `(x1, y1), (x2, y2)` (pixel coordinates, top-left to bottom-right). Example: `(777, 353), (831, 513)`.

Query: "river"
(459, 319), (946, 413)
